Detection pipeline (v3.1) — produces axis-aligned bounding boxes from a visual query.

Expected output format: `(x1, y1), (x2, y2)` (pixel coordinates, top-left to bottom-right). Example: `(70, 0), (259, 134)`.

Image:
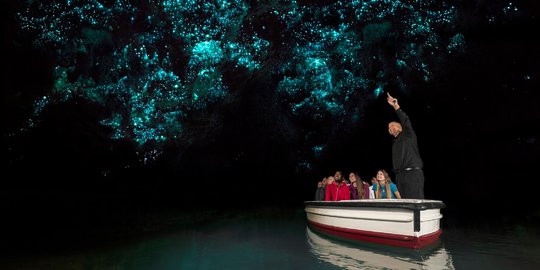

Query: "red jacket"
(325, 182), (351, 201)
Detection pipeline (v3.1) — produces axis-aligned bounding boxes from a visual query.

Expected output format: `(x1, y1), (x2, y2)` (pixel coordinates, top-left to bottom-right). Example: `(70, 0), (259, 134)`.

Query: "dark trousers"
(396, 169), (425, 199)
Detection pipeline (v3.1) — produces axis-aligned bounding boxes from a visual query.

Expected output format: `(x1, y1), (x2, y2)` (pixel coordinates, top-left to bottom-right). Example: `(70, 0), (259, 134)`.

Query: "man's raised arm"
(387, 92), (414, 133)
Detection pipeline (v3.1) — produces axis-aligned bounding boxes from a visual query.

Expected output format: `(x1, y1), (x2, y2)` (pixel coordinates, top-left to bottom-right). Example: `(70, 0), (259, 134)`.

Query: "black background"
(2, 0), (540, 252)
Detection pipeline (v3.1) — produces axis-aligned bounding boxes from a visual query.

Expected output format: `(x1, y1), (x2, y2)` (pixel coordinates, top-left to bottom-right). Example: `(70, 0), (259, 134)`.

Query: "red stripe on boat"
(308, 220), (442, 249)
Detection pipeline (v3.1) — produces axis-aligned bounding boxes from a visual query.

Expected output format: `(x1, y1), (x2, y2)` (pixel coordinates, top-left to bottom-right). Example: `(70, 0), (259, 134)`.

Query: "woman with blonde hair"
(374, 170), (401, 199)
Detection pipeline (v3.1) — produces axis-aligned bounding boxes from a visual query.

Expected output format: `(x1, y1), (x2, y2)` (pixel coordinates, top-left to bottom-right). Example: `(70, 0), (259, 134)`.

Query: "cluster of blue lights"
(17, 0), (468, 165)
(19, 0), (270, 155)
(276, 0), (462, 122)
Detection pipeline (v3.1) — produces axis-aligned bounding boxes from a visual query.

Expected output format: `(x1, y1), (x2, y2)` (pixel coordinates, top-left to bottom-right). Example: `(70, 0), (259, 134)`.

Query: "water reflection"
(306, 226), (455, 270)
(5, 209), (537, 270)
(1, 214), (321, 270)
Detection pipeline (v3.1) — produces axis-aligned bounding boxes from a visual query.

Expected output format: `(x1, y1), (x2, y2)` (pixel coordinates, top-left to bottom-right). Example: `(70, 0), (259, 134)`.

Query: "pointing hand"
(387, 93), (400, 110)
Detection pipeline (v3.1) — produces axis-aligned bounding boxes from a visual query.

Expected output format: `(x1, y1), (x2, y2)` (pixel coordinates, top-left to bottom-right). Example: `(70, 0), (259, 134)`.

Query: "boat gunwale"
(304, 199), (446, 211)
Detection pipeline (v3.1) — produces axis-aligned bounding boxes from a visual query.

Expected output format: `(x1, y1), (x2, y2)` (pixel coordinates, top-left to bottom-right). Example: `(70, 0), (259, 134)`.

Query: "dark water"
(1, 208), (539, 270)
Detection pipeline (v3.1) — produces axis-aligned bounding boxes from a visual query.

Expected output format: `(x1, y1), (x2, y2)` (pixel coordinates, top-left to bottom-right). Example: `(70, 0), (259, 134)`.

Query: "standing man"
(386, 93), (425, 199)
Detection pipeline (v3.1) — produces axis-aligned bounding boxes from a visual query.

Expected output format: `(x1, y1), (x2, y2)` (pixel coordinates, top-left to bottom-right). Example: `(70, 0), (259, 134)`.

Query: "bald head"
(388, 121), (402, 137)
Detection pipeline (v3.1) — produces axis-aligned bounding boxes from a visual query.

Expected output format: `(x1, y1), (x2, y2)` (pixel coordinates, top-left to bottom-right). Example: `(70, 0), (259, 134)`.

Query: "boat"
(304, 199), (445, 249)
(306, 226), (455, 269)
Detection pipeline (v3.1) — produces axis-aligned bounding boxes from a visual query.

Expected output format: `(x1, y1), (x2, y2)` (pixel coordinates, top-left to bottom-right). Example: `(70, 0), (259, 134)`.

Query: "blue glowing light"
(374, 85), (384, 97)
(17, 0), (465, 164)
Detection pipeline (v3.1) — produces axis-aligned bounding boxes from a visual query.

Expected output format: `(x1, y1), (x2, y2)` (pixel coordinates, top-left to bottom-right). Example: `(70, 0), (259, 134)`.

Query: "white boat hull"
(304, 199), (445, 248)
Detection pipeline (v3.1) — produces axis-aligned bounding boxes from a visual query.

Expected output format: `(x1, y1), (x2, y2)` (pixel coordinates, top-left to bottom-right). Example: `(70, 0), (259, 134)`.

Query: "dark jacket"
(392, 109), (423, 172)
(315, 187), (325, 201)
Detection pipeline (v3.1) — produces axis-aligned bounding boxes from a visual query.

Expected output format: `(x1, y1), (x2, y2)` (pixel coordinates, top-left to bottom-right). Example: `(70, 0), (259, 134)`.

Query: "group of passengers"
(315, 170), (401, 201)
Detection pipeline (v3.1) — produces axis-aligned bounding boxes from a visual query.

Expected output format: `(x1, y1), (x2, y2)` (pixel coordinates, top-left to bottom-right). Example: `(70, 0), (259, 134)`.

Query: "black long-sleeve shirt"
(392, 109), (423, 172)
(315, 187), (326, 201)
